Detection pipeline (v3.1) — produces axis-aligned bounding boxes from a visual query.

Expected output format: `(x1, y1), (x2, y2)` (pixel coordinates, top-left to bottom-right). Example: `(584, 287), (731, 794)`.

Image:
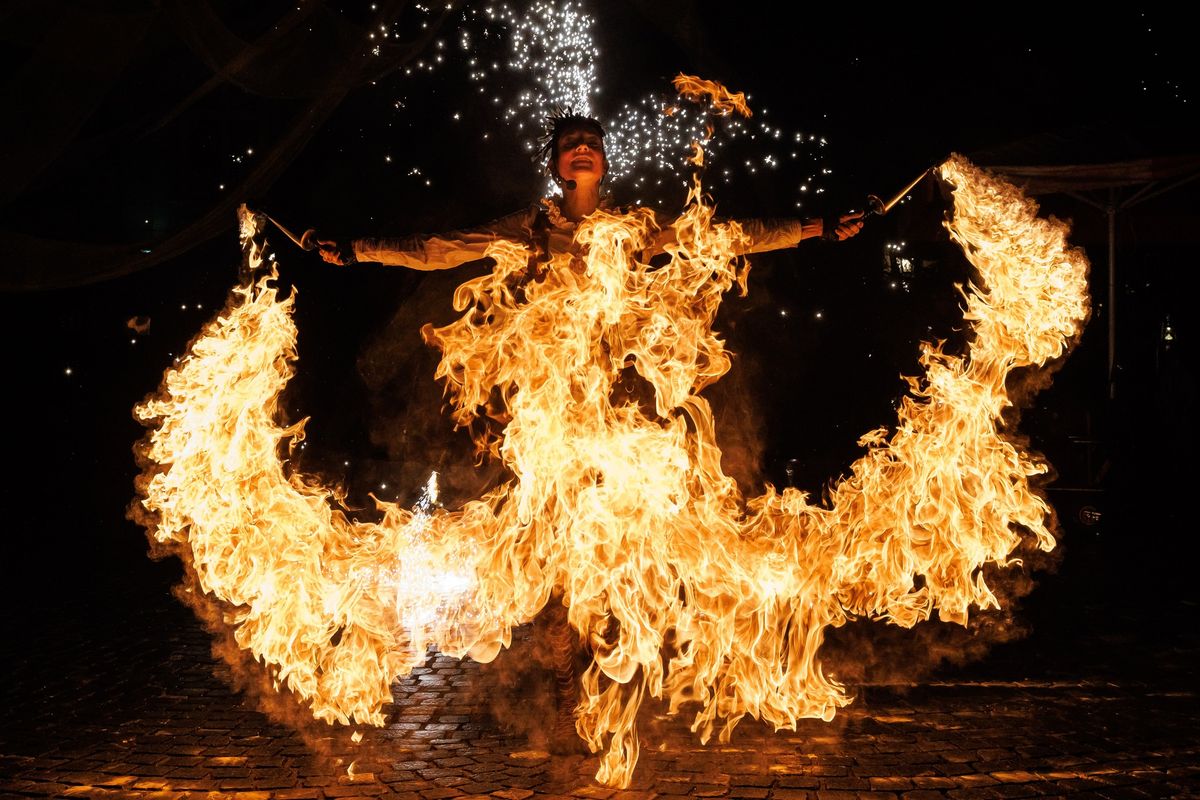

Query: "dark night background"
(3, 1), (1198, 682)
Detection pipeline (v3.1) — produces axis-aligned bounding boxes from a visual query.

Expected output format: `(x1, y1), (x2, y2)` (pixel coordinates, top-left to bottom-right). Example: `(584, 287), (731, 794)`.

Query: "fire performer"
(313, 111), (863, 749)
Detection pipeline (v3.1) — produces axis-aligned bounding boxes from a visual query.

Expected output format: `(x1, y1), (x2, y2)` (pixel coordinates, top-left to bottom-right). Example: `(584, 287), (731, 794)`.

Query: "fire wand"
(240, 204), (320, 251)
(824, 165), (936, 240)
(262, 212), (320, 251)
(866, 166), (934, 217)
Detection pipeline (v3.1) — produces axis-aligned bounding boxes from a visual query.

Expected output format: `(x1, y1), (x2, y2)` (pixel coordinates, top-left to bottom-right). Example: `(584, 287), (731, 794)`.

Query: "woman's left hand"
(830, 212), (865, 241)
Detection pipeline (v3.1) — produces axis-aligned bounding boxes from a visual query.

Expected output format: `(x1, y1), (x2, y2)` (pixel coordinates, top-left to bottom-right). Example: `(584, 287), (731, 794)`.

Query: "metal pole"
(1107, 189), (1117, 400)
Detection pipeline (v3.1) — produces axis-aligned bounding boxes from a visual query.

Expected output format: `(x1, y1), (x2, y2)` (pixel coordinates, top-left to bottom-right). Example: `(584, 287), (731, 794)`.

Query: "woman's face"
(555, 126), (606, 189)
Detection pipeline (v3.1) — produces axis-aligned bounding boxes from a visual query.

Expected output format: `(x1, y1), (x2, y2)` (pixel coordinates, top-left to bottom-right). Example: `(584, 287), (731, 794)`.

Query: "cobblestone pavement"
(2, 584), (1198, 800)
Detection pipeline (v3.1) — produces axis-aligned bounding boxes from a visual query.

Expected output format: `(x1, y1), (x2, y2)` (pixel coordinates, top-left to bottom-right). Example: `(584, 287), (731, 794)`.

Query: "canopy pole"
(1107, 189), (1117, 400)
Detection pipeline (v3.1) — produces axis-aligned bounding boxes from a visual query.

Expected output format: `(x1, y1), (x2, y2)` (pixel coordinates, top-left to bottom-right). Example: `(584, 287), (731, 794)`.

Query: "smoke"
(357, 264), (510, 508)
(706, 341), (769, 495)
(468, 615), (577, 751)
(821, 535), (1059, 688)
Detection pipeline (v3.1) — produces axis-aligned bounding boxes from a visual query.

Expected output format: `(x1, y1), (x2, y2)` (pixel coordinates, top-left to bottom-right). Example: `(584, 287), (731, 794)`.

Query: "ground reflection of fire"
(131, 153), (1088, 787)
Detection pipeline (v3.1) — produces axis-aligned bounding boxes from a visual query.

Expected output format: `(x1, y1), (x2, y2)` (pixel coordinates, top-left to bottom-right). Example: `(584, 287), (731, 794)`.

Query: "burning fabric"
(131, 154), (1088, 786)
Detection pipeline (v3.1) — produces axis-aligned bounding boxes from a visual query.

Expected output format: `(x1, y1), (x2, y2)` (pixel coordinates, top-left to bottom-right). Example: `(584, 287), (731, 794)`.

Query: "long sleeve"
(643, 214), (821, 258)
(352, 208), (535, 270)
(734, 217), (819, 254)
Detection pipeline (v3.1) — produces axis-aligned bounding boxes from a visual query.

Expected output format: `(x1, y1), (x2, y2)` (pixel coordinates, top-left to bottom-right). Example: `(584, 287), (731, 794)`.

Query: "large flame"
(133, 152), (1088, 786)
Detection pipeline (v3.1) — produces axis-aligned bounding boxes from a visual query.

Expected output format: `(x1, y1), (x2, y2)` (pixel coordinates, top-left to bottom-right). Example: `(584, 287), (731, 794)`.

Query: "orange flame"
(672, 73), (753, 118)
(133, 153), (1087, 787)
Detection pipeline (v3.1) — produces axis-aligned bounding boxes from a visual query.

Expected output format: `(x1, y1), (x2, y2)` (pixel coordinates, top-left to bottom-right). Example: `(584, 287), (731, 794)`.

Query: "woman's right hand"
(316, 239), (356, 265)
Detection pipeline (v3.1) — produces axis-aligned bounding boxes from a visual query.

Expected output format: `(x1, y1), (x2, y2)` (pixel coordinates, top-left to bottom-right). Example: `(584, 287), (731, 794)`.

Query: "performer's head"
(540, 111), (607, 192)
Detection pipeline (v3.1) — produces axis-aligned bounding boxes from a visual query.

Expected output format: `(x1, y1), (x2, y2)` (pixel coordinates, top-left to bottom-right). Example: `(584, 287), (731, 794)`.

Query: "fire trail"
(131, 155), (1089, 787)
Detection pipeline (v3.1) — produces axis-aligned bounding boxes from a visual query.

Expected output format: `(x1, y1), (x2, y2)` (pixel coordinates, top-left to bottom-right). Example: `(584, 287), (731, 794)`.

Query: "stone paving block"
(727, 788), (769, 799)
(424, 768), (475, 779)
(94, 768), (141, 786)
(775, 777), (818, 790)
(890, 767), (943, 779)
(871, 777), (915, 791)
(944, 788), (1005, 800)
(732, 776), (774, 788)
(986, 785), (1042, 799)
(1135, 782), (1193, 799)
(133, 778), (173, 789)
(418, 789), (466, 799)
(325, 783), (391, 797)
(651, 780), (691, 795)
(447, 782), (497, 793)
(818, 778), (869, 791)
(126, 752), (171, 766)
(503, 776), (542, 789)
(769, 790), (814, 800)
(15, 781), (68, 796)
(1094, 788), (1155, 800)
(939, 753), (977, 765)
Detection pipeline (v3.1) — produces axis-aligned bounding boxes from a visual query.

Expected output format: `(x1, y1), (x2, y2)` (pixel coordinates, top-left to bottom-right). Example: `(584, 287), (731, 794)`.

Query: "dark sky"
(3, 1), (1197, 608)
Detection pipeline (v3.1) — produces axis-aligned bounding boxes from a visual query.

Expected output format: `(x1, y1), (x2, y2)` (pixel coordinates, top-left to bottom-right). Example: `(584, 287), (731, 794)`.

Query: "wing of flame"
(132, 155), (1088, 787)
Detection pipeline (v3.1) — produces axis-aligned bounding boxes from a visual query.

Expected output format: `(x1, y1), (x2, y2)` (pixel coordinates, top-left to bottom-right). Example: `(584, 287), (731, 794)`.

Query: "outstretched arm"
(737, 212), (863, 254)
(643, 212), (863, 260)
(318, 209), (534, 270)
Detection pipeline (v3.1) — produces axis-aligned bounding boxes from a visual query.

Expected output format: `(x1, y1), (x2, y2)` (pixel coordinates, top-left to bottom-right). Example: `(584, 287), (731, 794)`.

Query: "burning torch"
(256, 210), (321, 252)
(240, 206), (352, 276)
(238, 205), (326, 279)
